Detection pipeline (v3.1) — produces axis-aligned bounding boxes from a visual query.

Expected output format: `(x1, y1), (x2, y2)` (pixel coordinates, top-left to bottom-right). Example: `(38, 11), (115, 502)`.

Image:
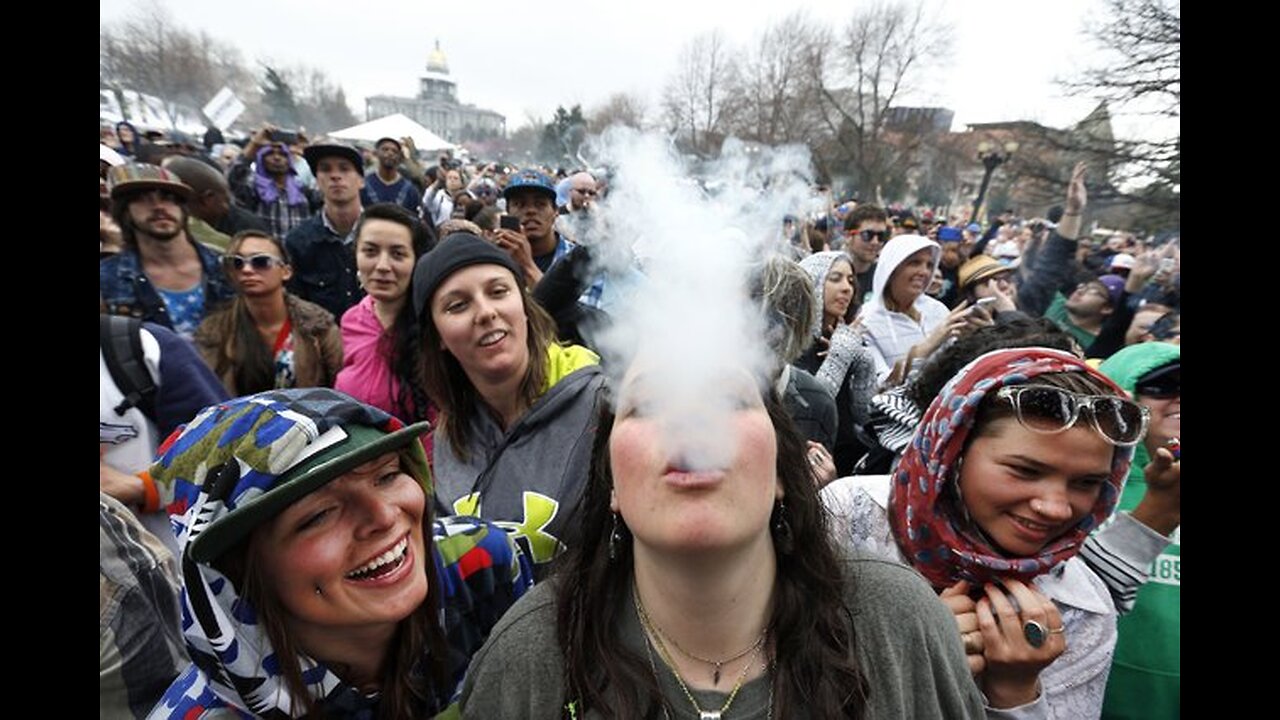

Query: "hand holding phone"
(499, 214), (521, 231)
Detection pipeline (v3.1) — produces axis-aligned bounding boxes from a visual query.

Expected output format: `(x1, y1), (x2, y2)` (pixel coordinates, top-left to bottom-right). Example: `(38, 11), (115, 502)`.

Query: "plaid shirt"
(228, 157), (315, 239)
(100, 493), (187, 719)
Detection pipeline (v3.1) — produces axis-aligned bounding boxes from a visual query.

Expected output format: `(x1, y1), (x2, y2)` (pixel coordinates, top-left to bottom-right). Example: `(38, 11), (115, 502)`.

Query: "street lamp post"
(969, 140), (1019, 225)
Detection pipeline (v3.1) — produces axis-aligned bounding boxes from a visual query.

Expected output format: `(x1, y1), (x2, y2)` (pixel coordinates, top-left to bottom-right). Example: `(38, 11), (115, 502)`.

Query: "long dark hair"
(419, 277), (557, 461)
(554, 390), (870, 719)
(203, 230), (289, 394)
(356, 204), (434, 422)
(216, 448), (450, 719)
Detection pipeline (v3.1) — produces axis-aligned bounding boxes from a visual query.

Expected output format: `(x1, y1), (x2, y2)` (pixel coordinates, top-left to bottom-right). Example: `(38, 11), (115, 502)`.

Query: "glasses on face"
(996, 385), (1150, 447)
(858, 229), (889, 243)
(223, 253), (285, 272)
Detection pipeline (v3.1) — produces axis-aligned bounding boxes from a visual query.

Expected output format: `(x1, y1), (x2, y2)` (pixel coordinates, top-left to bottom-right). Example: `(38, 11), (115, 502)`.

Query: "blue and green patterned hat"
(152, 388), (431, 564)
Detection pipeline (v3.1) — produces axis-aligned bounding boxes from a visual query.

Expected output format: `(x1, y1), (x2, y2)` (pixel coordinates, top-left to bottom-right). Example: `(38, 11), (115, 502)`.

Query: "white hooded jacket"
(857, 234), (949, 383)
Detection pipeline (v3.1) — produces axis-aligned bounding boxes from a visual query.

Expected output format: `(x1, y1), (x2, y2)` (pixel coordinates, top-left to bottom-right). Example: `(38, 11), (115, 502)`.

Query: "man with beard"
(100, 164), (235, 338)
(840, 204), (889, 305)
(360, 137), (423, 214)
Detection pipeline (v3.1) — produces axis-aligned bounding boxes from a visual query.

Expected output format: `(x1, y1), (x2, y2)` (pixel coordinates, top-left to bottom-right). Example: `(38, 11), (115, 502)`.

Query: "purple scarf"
(253, 143), (307, 206)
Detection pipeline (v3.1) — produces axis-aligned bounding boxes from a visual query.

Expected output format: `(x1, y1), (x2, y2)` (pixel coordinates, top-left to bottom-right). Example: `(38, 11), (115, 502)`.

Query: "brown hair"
(354, 205), (434, 422)
(202, 230), (289, 394)
(215, 450), (449, 719)
(110, 188), (190, 249)
(843, 204), (888, 232)
(418, 276), (558, 461)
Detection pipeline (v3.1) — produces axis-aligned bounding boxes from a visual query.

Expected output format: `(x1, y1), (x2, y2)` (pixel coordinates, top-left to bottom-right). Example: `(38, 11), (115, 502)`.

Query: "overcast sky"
(101, 0), (1149, 138)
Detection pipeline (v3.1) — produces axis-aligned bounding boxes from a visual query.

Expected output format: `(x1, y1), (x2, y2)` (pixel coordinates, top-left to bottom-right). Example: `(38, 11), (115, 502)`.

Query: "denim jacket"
(100, 241), (235, 330)
(283, 211), (364, 320)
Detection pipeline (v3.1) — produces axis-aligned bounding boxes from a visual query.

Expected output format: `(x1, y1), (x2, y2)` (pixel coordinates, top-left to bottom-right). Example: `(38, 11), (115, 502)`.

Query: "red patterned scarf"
(889, 347), (1132, 589)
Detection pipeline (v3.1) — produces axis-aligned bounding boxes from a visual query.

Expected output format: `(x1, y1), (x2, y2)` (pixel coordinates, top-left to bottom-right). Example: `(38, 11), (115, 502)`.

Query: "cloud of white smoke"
(577, 128), (815, 471)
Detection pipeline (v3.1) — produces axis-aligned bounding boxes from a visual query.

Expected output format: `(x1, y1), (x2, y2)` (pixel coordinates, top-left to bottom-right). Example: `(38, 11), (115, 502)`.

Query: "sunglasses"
(996, 385), (1149, 447)
(1135, 371), (1179, 399)
(858, 229), (889, 243)
(223, 253), (286, 272)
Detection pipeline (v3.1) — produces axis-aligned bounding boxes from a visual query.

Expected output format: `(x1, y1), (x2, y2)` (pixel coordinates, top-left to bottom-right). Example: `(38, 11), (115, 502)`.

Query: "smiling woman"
(145, 388), (532, 719)
(334, 203), (435, 427)
(857, 234), (997, 388)
(413, 232), (607, 578)
(823, 347), (1142, 717)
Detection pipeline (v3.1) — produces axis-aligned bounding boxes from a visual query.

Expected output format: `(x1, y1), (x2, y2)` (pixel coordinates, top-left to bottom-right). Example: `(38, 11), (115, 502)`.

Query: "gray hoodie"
(432, 364), (607, 579)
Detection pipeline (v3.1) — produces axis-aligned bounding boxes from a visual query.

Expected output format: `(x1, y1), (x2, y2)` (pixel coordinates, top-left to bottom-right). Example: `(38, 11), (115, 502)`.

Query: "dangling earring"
(771, 500), (794, 555)
(609, 512), (627, 562)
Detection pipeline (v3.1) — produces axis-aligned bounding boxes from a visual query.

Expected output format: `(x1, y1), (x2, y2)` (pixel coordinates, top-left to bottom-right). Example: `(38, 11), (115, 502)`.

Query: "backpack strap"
(100, 315), (157, 420)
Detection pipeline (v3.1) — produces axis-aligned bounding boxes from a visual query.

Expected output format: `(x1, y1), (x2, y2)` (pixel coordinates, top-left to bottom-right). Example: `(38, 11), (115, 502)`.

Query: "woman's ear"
(281, 263), (294, 283)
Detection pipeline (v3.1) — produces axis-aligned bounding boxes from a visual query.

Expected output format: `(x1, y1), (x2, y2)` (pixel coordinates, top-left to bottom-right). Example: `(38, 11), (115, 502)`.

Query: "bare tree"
(101, 0), (357, 134)
(732, 12), (827, 151)
(1061, 0), (1179, 205)
(662, 31), (739, 157)
(812, 1), (951, 198)
(100, 0), (253, 127)
(587, 92), (649, 134)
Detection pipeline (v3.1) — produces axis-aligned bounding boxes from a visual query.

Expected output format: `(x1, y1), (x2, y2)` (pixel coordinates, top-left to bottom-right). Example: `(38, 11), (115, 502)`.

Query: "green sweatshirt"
(1098, 342), (1181, 720)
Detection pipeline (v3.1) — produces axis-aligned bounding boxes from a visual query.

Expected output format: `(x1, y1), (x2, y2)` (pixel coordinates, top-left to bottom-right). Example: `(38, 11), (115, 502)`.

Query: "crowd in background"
(99, 120), (1180, 720)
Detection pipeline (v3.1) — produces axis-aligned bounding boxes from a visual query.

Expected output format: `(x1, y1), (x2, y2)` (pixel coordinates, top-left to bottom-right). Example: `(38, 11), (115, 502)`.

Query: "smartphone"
(269, 129), (299, 145)
(971, 297), (998, 315)
(499, 214), (521, 231)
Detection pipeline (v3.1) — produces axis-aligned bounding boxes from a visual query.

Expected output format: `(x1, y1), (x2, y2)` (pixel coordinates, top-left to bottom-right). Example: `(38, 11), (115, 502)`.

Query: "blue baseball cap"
(937, 226), (963, 243)
(502, 168), (557, 202)
(965, 222), (982, 234)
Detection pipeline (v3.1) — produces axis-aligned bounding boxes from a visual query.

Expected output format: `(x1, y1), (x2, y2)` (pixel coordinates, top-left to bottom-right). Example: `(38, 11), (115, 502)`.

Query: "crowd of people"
(100, 121), (1180, 719)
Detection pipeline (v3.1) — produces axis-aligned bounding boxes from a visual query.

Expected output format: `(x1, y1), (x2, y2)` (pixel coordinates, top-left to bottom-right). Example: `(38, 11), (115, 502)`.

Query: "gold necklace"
(634, 585), (767, 720)
(646, 611), (767, 686)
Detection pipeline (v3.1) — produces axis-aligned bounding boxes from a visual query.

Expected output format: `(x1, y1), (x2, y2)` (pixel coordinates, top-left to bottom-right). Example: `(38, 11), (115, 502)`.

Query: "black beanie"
(412, 232), (524, 319)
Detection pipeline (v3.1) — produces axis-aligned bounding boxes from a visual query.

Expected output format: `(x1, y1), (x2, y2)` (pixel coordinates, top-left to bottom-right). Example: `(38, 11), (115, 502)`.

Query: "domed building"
(365, 40), (505, 143)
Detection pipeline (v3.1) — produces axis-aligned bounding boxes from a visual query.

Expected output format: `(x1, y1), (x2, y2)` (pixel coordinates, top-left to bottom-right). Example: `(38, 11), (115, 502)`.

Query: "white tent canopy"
(327, 113), (455, 153)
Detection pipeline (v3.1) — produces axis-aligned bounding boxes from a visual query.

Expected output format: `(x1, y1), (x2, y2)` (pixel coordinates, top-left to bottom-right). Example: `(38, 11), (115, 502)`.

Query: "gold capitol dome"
(426, 39), (449, 74)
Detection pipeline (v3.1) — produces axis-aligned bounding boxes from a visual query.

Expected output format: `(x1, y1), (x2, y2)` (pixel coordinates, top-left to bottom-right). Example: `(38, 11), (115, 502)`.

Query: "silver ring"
(1023, 620), (1048, 648)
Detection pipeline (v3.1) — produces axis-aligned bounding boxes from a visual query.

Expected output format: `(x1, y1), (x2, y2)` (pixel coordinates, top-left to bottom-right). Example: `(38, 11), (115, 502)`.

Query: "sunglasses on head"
(223, 253), (285, 272)
(858, 229), (889, 243)
(1134, 368), (1179, 399)
(996, 385), (1149, 447)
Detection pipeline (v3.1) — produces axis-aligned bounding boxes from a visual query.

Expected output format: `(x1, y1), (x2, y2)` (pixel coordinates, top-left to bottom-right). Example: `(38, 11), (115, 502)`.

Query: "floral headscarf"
(889, 347), (1132, 589)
